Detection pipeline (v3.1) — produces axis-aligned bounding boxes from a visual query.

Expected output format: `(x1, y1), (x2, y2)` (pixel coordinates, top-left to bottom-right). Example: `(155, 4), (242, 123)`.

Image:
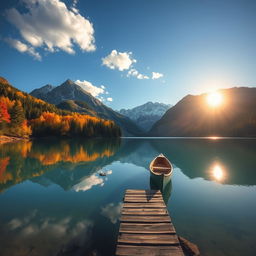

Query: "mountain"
(31, 79), (143, 136)
(57, 100), (97, 117)
(119, 102), (171, 131)
(149, 87), (256, 137)
(29, 84), (56, 99)
(0, 77), (121, 138)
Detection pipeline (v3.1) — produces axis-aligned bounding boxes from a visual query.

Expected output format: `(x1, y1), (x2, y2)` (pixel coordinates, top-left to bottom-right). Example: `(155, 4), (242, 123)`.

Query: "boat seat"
(153, 169), (171, 174)
(153, 166), (170, 170)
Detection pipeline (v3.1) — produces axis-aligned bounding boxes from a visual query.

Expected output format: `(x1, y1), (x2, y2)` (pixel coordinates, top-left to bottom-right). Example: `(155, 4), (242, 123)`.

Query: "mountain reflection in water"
(0, 138), (256, 256)
(0, 138), (120, 192)
(1, 138), (256, 192)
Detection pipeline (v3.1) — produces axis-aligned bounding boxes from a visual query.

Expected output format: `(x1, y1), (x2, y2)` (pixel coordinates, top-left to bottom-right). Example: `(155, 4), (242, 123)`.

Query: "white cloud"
(152, 72), (163, 79)
(71, 0), (79, 14)
(5, 0), (95, 59)
(102, 50), (136, 71)
(107, 97), (113, 102)
(127, 68), (149, 80)
(75, 80), (105, 97)
(5, 38), (41, 60)
(137, 74), (149, 79)
(101, 202), (122, 224)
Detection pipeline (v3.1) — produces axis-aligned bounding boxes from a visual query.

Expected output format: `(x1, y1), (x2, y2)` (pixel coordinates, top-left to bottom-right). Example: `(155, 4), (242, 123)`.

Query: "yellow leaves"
(30, 111), (116, 136)
(0, 96), (15, 109)
(22, 120), (32, 137)
(33, 98), (45, 104)
(15, 91), (25, 98)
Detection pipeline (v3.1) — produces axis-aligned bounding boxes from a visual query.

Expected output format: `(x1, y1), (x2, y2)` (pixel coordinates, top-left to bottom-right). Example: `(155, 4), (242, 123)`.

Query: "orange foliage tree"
(30, 112), (121, 137)
(0, 101), (10, 123)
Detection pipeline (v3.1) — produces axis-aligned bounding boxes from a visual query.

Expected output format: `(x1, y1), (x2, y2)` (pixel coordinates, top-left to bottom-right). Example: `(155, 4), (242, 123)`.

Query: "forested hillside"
(31, 79), (143, 136)
(0, 77), (121, 138)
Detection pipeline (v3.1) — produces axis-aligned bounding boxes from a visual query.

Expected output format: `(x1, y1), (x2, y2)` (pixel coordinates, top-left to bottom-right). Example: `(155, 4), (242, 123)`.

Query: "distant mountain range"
(119, 102), (171, 131)
(5, 75), (256, 137)
(31, 79), (143, 136)
(150, 87), (256, 137)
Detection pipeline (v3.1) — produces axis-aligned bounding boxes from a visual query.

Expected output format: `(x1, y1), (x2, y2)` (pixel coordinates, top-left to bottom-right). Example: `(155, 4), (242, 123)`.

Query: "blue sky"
(1, 0), (256, 110)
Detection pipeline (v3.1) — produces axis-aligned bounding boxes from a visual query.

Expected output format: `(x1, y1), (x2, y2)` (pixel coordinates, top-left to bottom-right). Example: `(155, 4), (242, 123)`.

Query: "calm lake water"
(0, 138), (256, 256)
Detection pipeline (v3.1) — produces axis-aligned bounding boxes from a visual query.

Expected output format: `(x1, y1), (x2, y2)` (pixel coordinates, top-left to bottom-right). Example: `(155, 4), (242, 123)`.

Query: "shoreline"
(0, 135), (30, 144)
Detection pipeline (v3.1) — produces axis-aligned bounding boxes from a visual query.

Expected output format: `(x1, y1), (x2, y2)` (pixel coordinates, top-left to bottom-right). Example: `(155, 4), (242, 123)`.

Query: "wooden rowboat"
(149, 153), (173, 177)
(149, 154), (173, 201)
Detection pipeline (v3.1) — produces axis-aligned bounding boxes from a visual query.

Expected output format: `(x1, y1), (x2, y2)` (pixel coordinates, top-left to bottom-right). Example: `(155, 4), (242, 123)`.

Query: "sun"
(206, 92), (223, 107)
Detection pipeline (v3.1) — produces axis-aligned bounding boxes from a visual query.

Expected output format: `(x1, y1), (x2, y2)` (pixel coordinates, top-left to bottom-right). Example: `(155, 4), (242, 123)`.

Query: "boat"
(149, 154), (173, 199)
(149, 153), (173, 177)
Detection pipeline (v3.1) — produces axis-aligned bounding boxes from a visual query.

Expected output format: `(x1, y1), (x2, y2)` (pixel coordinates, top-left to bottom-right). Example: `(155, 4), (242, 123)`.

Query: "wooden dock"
(116, 189), (184, 256)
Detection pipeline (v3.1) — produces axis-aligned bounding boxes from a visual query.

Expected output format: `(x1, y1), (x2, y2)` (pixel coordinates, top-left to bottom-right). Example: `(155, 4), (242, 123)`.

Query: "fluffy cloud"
(5, 0), (95, 59)
(152, 72), (163, 79)
(107, 97), (113, 102)
(127, 68), (149, 80)
(102, 50), (136, 71)
(71, 0), (79, 14)
(75, 80), (105, 97)
(5, 38), (41, 60)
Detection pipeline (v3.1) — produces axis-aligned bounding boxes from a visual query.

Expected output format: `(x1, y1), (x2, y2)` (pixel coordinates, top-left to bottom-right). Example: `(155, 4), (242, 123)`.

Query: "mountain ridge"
(30, 79), (143, 136)
(149, 87), (256, 137)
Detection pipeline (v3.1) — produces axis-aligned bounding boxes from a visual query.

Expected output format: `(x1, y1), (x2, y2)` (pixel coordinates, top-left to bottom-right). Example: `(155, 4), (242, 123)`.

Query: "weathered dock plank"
(120, 215), (171, 223)
(123, 203), (166, 208)
(116, 189), (184, 256)
(126, 189), (160, 193)
(122, 208), (168, 215)
(118, 233), (180, 245)
(120, 223), (176, 234)
(116, 245), (184, 256)
(124, 198), (164, 203)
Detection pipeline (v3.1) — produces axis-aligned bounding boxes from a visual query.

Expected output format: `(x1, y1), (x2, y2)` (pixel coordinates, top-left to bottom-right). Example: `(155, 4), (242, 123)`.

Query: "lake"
(0, 138), (256, 256)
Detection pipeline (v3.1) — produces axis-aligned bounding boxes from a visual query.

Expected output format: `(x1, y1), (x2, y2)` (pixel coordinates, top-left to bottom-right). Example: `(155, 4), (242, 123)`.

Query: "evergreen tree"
(10, 102), (25, 128)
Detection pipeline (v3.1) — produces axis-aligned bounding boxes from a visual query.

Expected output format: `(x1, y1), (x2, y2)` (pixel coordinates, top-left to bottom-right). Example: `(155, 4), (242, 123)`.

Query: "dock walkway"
(115, 189), (184, 255)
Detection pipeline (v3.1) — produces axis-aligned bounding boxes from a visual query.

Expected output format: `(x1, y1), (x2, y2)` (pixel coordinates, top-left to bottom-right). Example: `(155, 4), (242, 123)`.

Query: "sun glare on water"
(206, 92), (223, 107)
(210, 163), (227, 182)
(213, 165), (223, 181)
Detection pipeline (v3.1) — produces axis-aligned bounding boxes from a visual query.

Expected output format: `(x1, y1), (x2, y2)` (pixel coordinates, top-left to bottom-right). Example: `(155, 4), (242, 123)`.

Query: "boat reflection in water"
(150, 174), (172, 205)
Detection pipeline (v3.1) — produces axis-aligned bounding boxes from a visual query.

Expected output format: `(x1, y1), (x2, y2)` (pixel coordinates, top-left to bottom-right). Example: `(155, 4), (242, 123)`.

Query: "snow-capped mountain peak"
(119, 102), (171, 131)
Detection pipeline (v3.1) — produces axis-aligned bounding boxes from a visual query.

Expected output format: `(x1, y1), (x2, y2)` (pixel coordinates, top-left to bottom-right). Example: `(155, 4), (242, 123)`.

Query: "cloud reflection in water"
(101, 202), (122, 224)
(4, 209), (93, 256)
(72, 170), (112, 192)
